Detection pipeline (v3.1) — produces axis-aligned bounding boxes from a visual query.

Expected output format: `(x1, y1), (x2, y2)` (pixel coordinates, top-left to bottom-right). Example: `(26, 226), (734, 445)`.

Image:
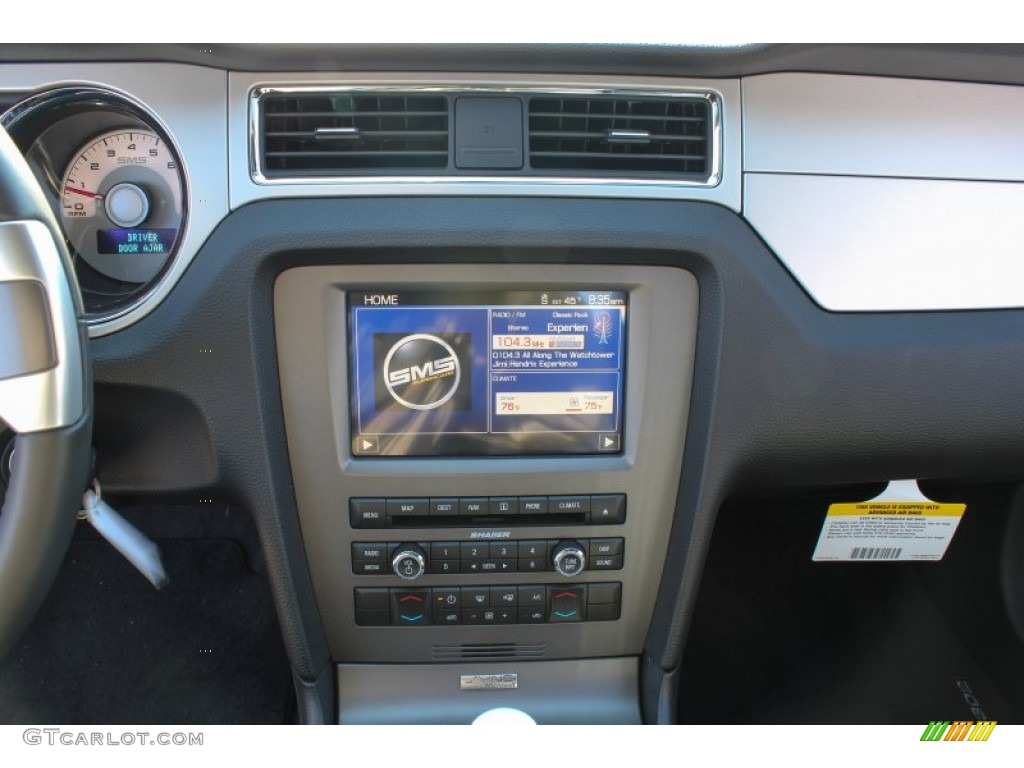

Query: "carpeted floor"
(0, 505), (292, 725)
(677, 486), (1024, 724)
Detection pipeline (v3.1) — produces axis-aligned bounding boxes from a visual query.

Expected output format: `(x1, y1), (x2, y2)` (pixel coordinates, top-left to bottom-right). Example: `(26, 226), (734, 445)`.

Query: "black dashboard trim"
(2, 44), (1024, 86)
(89, 196), (1024, 718)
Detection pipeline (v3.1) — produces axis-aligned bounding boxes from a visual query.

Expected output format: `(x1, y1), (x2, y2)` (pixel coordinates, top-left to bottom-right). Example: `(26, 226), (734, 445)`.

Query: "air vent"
(433, 643), (545, 660)
(528, 95), (711, 178)
(259, 91), (449, 176)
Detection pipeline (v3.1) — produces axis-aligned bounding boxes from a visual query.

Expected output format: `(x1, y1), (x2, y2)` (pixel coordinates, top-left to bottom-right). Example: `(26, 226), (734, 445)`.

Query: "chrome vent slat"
(260, 92), (450, 174)
(528, 95), (710, 177)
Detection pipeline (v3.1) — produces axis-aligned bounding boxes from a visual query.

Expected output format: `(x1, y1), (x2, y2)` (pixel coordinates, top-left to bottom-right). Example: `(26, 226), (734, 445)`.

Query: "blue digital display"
(96, 228), (177, 255)
(348, 290), (627, 456)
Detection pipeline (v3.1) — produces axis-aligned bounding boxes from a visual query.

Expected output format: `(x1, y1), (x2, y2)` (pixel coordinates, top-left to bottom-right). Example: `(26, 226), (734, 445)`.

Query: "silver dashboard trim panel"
(745, 172), (1024, 312)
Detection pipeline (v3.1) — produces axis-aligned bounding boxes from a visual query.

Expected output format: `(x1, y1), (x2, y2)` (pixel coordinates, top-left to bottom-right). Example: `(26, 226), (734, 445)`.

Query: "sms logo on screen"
(377, 333), (470, 411)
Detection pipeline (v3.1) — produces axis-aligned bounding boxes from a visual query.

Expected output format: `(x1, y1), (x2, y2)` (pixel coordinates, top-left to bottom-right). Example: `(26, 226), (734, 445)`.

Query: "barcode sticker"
(812, 481), (966, 562)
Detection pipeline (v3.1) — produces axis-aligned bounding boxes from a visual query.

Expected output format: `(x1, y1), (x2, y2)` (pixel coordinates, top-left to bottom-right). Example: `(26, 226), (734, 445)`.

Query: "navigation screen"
(348, 290), (627, 456)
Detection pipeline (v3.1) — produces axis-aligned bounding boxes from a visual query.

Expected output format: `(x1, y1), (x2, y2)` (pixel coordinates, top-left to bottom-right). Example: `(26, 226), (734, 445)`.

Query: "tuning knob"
(551, 540), (586, 577)
(392, 544), (427, 580)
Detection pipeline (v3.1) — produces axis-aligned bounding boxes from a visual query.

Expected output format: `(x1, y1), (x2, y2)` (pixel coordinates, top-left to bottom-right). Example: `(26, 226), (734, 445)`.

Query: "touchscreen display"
(348, 290), (627, 456)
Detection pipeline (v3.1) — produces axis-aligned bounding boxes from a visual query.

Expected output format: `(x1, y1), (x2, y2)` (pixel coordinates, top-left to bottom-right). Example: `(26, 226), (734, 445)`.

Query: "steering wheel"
(0, 124), (92, 658)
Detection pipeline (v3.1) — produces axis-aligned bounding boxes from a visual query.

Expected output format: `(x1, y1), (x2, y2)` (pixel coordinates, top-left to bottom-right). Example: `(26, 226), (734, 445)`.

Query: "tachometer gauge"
(60, 129), (184, 284)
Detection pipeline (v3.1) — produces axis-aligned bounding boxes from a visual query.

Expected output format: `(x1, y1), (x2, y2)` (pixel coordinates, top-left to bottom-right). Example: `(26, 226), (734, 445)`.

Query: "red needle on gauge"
(64, 187), (104, 200)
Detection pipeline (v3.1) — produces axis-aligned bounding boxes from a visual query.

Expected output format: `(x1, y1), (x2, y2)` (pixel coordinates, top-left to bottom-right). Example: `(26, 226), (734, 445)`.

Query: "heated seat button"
(547, 586), (586, 623)
(590, 495), (626, 524)
(349, 498), (386, 528)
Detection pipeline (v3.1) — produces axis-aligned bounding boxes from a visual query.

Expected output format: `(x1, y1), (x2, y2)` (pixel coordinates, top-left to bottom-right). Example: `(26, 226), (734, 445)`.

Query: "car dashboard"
(1, 43), (1023, 726)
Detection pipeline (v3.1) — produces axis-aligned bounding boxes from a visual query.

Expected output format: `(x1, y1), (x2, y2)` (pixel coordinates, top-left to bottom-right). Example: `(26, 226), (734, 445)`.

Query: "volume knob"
(551, 541), (586, 577)
(392, 544), (427, 580)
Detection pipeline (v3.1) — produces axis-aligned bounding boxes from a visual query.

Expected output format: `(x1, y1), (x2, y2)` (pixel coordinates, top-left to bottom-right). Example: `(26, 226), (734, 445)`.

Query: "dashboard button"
(349, 498), (386, 528)
(353, 560), (388, 575)
(355, 610), (390, 627)
(590, 495), (626, 524)
(489, 497), (519, 515)
(430, 542), (460, 560)
(489, 542), (516, 559)
(460, 542), (489, 560)
(518, 607), (546, 624)
(587, 603), (621, 622)
(518, 585), (546, 606)
(517, 558), (544, 572)
(518, 540), (550, 559)
(463, 587), (490, 608)
(459, 498), (489, 516)
(588, 538), (624, 557)
(590, 555), (623, 570)
(432, 588), (461, 609)
(429, 559), (458, 575)
(548, 586), (586, 623)
(430, 498), (459, 516)
(550, 495), (591, 513)
(352, 542), (388, 561)
(586, 583), (622, 606)
(519, 497), (549, 514)
(433, 609), (462, 625)
(391, 589), (431, 625)
(490, 587), (518, 607)
(354, 588), (389, 611)
(387, 498), (429, 517)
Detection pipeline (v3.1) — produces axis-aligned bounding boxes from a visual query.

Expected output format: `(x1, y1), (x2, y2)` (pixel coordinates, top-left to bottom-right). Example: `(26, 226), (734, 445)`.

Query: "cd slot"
(388, 513), (588, 528)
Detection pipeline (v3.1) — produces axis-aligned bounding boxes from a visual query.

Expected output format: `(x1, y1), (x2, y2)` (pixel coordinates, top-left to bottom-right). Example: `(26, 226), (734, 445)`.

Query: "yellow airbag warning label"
(812, 501), (966, 562)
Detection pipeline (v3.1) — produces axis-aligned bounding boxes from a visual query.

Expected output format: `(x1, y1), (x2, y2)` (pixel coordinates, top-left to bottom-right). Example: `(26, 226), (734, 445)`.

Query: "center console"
(274, 263), (698, 723)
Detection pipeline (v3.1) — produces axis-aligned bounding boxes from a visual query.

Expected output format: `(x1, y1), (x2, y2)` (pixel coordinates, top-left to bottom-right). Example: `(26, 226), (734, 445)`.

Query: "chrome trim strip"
(0, 220), (84, 433)
(248, 83), (723, 189)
